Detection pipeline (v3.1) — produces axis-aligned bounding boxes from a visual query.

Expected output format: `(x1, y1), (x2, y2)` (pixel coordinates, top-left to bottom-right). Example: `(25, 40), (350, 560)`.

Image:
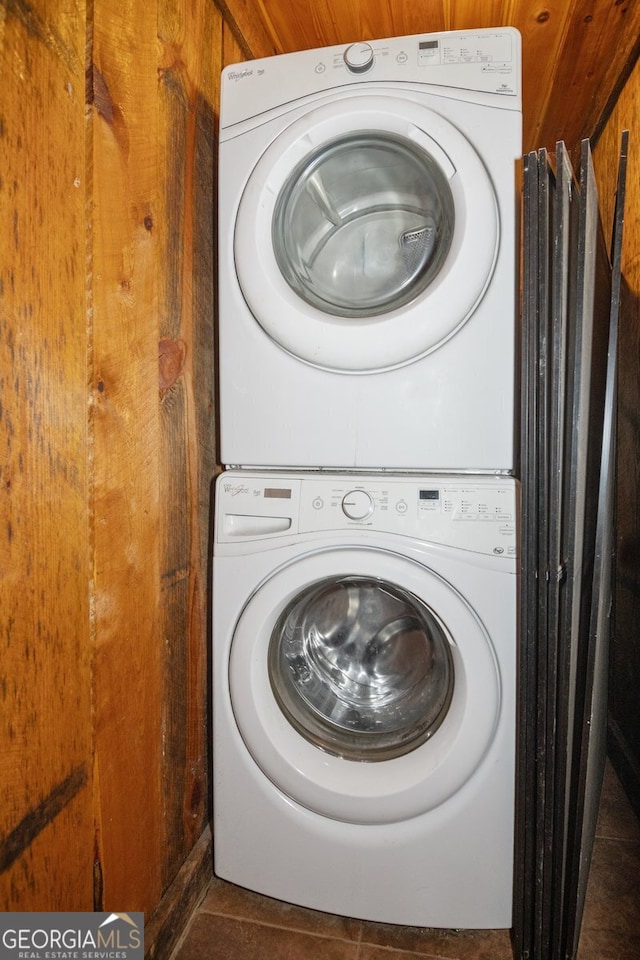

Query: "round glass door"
(228, 546), (502, 823)
(268, 576), (454, 761)
(234, 95), (499, 371)
(272, 134), (454, 318)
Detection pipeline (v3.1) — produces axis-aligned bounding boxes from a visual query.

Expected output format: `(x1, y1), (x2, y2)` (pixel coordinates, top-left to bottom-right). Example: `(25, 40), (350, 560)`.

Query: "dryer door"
(229, 547), (502, 824)
(234, 95), (498, 372)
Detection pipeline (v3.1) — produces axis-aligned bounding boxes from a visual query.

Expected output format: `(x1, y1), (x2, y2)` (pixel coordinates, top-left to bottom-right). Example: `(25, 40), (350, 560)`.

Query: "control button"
(342, 489), (374, 521)
(312, 497), (324, 510)
(396, 499), (408, 515)
(343, 41), (374, 74)
(396, 51), (408, 64)
(315, 62), (326, 74)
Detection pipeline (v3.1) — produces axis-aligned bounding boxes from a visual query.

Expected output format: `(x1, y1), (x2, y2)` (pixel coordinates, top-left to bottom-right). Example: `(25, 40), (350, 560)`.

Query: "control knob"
(342, 489), (374, 521)
(343, 41), (374, 74)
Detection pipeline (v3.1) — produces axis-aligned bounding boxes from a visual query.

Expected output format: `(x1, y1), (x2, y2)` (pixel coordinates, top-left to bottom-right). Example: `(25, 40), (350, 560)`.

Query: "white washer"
(218, 29), (522, 472)
(213, 470), (518, 927)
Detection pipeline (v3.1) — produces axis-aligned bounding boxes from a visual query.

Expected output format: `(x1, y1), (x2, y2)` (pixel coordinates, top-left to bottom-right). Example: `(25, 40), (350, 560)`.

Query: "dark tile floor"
(172, 763), (640, 960)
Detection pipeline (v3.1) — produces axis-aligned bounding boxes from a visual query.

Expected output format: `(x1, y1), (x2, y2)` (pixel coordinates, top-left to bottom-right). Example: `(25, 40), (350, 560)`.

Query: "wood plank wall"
(0, 0), (94, 910)
(1, 0), (218, 922)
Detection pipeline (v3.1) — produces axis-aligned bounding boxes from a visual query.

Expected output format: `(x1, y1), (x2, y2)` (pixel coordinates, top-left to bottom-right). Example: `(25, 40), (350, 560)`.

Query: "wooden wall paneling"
(533, 0), (640, 156)
(90, 0), (165, 913)
(156, 0), (218, 887)
(215, 0), (279, 60)
(215, 0), (441, 60)
(0, 0), (94, 909)
(441, 0), (516, 31)
(511, 1), (577, 154)
(240, 0), (527, 57)
(594, 60), (640, 814)
(254, 0), (396, 52)
(144, 824), (213, 960)
(0, 0), (219, 918)
(594, 64), (639, 247)
(222, 22), (248, 68)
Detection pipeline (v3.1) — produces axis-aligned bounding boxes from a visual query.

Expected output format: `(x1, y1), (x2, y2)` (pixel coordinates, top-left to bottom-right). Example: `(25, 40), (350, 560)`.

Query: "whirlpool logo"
(228, 67), (254, 81)
(0, 912), (144, 959)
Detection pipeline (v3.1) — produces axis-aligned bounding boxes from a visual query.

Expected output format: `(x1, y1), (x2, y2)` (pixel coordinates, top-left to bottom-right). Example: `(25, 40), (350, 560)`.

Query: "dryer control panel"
(220, 28), (522, 130)
(216, 472), (518, 558)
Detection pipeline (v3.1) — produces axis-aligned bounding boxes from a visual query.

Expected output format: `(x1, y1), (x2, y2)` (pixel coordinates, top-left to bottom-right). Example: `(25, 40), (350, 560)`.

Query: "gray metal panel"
(565, 131), (628, 960)
(534, 147), (554, 959)
(546, 141), (578, 960)
(514, 136), (620, 960)
(549, 139), (610, 959)
(513, 149), (543, 960)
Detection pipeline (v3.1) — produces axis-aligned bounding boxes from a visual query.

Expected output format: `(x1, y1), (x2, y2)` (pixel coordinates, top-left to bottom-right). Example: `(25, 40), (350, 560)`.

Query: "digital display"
(419, 40), (439, 50)
(419, 489), (440, 500)
(264, 488), (292, 499)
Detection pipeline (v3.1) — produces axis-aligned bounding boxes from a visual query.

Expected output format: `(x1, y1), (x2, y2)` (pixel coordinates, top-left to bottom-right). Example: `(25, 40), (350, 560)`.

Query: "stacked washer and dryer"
(213, 28), (522, 928)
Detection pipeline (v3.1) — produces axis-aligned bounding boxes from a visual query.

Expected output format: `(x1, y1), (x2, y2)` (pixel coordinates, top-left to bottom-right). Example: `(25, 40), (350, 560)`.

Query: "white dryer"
(212, 470), (518, 927)
(218, 29), (522, 472)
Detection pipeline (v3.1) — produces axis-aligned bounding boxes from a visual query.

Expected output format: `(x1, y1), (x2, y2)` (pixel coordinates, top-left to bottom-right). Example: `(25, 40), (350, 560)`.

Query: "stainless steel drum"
(268, 575), (454, 761)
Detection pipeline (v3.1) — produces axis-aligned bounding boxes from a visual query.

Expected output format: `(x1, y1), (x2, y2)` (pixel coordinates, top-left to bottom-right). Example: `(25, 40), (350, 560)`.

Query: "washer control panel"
(216, 472), (518, 557)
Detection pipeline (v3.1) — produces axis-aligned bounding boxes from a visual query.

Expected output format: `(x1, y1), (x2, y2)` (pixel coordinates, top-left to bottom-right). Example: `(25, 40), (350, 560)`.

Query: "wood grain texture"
(216, 0), (279, 60)
(593, 64), (639, 259)
(0, 0), (94, 910)
(533, 0), (640, 155)
(222, 21), (247, 68)
(145, 825), (212, 960)
(90, 0), (165, 913)
(89, 0), (219, 914)
(213, 0), (640, 153)
(156, 0), (218, 885)
(2, 0), (219, 917)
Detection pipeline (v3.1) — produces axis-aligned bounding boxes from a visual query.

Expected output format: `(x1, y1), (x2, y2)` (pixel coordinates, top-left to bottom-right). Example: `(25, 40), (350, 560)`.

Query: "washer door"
(229, 548), (502, 824)
(234, 95), (498, 372)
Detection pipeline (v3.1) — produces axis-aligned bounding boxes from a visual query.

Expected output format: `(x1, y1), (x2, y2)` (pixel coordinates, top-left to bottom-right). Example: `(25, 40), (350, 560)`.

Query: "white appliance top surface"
(220, 28), (522, 128)
(216, 472), (518, 559)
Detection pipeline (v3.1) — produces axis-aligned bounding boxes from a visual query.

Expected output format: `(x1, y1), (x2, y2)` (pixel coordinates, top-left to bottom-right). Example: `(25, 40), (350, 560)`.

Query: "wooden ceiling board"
(532, 0), (640, 152)
(515, 1), (577, 152)
(215, 0), (640, 153)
